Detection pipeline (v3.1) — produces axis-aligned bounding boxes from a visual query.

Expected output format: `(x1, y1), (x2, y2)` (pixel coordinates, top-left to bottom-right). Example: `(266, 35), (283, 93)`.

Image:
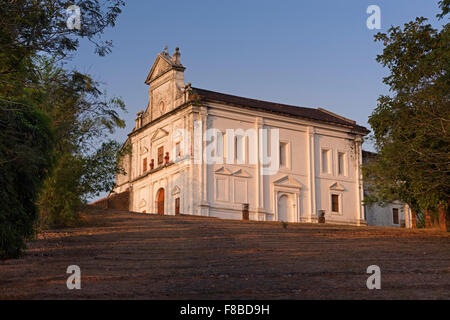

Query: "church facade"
(113, 48), (370, 225)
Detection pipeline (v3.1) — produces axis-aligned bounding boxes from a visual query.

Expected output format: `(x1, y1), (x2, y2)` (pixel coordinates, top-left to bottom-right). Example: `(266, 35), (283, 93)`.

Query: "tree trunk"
(439, 202), (450, 232)
(425, 209), (432, 228)
(411, 209), (417, 228)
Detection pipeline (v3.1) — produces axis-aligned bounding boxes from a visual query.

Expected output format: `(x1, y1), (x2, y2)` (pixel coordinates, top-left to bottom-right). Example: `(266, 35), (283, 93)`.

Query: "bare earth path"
(0, 207), (449, 300)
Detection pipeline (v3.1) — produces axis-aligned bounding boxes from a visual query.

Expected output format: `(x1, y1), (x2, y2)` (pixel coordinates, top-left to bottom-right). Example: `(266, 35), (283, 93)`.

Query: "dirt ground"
(0, 207), (449, 300)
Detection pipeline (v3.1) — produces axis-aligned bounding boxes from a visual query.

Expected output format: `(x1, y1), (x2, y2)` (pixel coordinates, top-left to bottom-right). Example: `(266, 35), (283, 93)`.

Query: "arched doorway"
(156, 188), (165, 215)
(278, 194), (291, 222)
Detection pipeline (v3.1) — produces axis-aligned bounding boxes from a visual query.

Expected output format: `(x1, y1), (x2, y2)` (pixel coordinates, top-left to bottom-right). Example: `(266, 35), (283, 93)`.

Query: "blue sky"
(68, 0), (443, 151)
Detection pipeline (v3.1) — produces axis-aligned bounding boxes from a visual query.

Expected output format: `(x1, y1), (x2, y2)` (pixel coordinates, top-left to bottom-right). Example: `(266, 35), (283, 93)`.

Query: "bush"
(0, 104), (54, 259)
(38, 154), (84, 228)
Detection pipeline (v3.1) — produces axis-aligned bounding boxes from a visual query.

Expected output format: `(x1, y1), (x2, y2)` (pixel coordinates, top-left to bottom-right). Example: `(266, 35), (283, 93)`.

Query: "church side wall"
(204, 104), (365, 226)
(314, 131), (362, 225)
(206, 113), (258, 220)
(263, 122), (310, 222)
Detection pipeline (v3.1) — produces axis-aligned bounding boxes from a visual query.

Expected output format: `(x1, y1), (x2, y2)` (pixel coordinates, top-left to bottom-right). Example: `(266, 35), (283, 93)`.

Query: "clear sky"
(67, 0), (444, 201)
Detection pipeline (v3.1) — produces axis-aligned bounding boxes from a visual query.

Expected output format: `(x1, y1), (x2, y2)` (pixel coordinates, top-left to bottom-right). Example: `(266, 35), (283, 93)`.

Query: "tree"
(0, 0), (125, 258)
(364, 1), (449, 228)
(34, 58), (126, 228)
(0, 98), (54, 258)
(0, 0), (124, 73)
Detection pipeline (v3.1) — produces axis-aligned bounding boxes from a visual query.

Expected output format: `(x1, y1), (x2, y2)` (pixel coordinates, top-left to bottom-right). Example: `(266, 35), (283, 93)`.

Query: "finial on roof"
(173, 47), (181, 65)
(163, 45), (168, 53)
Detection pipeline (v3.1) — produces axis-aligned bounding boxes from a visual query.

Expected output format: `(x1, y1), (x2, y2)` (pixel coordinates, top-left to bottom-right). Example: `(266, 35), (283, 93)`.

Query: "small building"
(362, 150), (414, 228)
(365, 201), (414, 228)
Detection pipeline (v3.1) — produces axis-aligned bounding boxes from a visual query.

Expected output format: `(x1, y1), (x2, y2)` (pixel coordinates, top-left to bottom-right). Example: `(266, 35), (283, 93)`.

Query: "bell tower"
(142, 46), (186, 125)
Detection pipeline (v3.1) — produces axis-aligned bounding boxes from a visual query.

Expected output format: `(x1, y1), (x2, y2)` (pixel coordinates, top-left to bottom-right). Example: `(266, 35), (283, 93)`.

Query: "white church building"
(113, 47), (371, 225)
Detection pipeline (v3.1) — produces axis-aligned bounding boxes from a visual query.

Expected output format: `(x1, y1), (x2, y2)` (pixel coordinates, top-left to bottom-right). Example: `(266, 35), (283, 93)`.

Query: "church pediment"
(145, 55), (172, 84)
(142, 47), (187, 124)
(139, 199), (147, 208)
(329, 182), (345, 191)
(140, 145), (149, 155)
(145, 48), (185, 85)
(232, 169), (251, 178)
(273, 175), (302, 188)
(151, 128), (169, 142)
(215, 167), (233, 175)
(172, 185), (181, 195)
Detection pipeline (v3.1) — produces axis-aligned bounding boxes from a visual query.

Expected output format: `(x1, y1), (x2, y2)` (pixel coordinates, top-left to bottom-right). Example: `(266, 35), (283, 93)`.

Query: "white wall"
(366, 202), (406, 228)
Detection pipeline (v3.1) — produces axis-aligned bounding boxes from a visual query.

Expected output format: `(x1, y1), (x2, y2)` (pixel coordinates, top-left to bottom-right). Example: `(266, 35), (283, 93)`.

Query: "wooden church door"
(157, 188), (165, 215)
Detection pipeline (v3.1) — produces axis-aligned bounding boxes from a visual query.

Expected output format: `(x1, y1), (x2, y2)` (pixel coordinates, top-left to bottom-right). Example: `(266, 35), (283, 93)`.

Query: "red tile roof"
(192, 87), (369, 135)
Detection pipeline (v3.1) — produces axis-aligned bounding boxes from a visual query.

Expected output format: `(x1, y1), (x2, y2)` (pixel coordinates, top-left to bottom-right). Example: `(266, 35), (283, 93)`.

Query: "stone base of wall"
(91, 189), (130, 211)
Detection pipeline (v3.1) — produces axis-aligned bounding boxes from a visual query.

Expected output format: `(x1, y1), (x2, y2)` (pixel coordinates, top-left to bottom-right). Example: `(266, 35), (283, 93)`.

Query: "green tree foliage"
(0, 99), (54, 258)
(34, 59), (126, 229)
(0, 0), (124, 74)
(364, 1), (449, 215)
(38, 140), (125, 228)
(0, 1), (125, 258)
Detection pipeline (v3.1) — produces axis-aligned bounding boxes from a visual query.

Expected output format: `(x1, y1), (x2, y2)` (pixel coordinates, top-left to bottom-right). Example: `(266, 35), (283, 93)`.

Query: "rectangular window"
(215, 131), (223, 158)
(235, 135), (244, 163)
(158, 146), (164, 165)
(393, 208), (399, 224)
(338, 152), (346, 175)
(322, 149), (330, 173)
(175, 142), (181, 158)
(216, 178), (227, 201)
(210, 135), (216, 157)
(280, 142), (288, 167)
(211, 131), (223, 158)
(234, 179), (247, 204)
(223, 132), (227, 161)
(331, 194), (339, 213)
(143, 158), (148, 172)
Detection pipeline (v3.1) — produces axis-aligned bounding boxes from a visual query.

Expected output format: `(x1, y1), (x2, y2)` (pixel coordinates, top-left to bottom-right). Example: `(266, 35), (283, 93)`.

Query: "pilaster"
(307, 126), (316, 222)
